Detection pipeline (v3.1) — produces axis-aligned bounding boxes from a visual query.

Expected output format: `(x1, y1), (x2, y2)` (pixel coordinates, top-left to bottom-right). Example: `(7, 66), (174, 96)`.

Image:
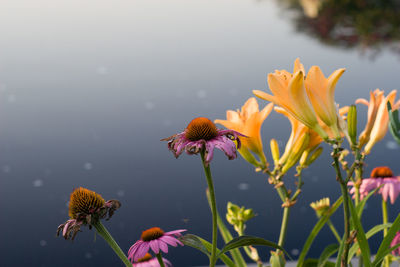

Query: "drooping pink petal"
(164, 229), (186, 236)
(160, 235), (180, 247)
(158, 240), (169, 253)
(134, 242), (150, 262)
(149, 240), (160, 254)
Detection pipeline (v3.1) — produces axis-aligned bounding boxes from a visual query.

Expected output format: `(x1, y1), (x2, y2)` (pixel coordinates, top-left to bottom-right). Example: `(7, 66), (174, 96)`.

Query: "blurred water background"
(0, 0), (400, 266)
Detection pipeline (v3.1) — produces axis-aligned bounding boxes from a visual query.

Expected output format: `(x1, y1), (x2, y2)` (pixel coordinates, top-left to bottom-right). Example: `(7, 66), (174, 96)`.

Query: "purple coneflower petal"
(165, 229), (186, 236)
(150, 240), (160, 254)
(160, 235), (179, 246)
(158, 240), (169, 253)
(134, 242), (150, 262)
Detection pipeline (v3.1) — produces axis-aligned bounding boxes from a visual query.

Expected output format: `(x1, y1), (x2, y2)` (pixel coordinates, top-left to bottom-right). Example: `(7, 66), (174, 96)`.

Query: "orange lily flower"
(304, 64), (346, 139)
(275, 107), (322, 167)
(254, 58), (346, 141)
(215, 98), (273, 166)
(357, 89), (400, 154)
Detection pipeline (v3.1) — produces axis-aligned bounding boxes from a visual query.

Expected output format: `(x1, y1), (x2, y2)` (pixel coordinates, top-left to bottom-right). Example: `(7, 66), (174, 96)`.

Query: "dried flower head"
(162, 117), (244, 166)
(57, 187), (121, 240)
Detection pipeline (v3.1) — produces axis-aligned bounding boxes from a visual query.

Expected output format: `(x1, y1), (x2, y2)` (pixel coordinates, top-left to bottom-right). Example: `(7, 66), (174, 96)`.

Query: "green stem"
(382, 199), (390, 267)
(278, 207), (290, 248)
(331, 143), (350, 267)
(93, 221), (131, 267)
(339, 178), (351, 267)
(327, 219), (341, 243)
(201, 151), (218, 267)
(156, 253), (166, 267)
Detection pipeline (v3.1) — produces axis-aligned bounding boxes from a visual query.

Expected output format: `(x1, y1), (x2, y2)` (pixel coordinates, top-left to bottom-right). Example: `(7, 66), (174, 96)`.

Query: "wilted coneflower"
(162, 117), (244, 166)
(132, 253), (172, 267)
(348, 166), (400, 204)
(57, 187), (131, 267)
(128, 227), (186, 265)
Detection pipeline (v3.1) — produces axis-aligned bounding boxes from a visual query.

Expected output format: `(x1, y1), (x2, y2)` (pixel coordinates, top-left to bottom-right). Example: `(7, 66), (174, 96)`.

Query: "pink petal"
(149, 240), (160, 254)
(160, 235), (179, 246)
(158, 240), (169, 253)
(134, 242), (149, 262)
(165, 229), (186, 236)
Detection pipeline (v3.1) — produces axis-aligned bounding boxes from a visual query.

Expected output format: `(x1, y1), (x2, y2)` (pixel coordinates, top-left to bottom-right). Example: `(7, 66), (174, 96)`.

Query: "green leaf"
(334, 232), (346, 267)
(297, 196), (343, 267)
(303, 258), (319, 267)
(356, 186), (381, 219)
(318, 244), (339, 267)
(373, 243), (400, 267)
(206, 190), (246, 267)
(348, 198), (372, 267)
(373, 212), (400, 266)
(180, 234), (210, 257)
(348, 223), (392, 263)
(180, 234), (236, 267)
(218, 235), (290, 260)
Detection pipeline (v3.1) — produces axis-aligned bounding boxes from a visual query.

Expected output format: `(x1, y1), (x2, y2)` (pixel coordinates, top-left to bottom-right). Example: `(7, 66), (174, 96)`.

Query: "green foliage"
(218, 235), (290, 259)
(318, 244), (339, 267)
(179, 234), (236, 267)
(297, 197), (343, 267)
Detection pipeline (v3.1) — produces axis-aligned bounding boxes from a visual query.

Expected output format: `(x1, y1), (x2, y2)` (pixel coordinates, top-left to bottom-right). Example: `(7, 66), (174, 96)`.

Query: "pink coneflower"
(132, 253), (172, 267)
(128, 227), (186, 262)
(349, 166), (400, 204)
(162, 117), (244, 166)
(391, 232), (400, 256)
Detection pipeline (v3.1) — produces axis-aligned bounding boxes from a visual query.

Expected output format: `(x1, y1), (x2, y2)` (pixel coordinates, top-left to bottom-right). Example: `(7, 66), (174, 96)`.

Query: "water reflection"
(280, 0), (400, 56)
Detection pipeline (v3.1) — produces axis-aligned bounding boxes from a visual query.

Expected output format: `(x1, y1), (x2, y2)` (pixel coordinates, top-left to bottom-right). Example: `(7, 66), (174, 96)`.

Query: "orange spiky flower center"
(141, 227), (165, 242)
(371, 166), (394, 178)
(68, 187), (105, 219)
(137, 253), (153, 262)
(185, 117), (218, 141)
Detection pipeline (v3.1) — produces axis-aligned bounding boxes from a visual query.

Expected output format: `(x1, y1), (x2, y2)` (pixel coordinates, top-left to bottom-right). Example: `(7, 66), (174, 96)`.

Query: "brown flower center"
(371, 166), (394, 178)
(141, 227), (165, 242)
(68, 187), (105, 219)
(137, 253), (153, 262)
(185, 117), (218, 141)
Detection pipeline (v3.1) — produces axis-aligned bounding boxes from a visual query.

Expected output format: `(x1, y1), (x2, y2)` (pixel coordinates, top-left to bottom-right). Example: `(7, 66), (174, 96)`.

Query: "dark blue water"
(1, 0), (400, 266)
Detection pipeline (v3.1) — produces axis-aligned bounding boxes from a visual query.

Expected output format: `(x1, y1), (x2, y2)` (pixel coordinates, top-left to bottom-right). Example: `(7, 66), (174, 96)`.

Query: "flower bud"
(270, 139), (280, 166)
(347, 105), (357, 145)
(305, 147), (323, 166)
(281, 132), (310, 174)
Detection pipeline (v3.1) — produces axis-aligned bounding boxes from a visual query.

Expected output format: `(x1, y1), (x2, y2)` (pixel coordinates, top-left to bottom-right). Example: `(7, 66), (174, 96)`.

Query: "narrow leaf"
(373, 212), (400, 266)
(373, 243), (400, 267)
(180, 234), (236, 267)
(218, 235), (290, 259)
(356, 186), (381, 219)
(348, 223), (392, 263)
(297, 196), (343, 267)
(348, 198), (372, 267)
(318, 244), (339, 267)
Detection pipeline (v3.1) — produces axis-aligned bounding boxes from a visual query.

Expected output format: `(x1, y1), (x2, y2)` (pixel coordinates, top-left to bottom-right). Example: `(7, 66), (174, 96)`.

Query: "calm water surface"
(0, 0), (399, 266)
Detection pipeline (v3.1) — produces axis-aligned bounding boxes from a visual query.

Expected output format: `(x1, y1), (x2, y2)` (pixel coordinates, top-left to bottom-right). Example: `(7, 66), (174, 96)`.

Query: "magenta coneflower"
(348, 166), (400, 204)
(162, 117), (244, 166)
(391, 232), (400, 256)
(128, 227), (186, 262)
(132, 253), (172, 267)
